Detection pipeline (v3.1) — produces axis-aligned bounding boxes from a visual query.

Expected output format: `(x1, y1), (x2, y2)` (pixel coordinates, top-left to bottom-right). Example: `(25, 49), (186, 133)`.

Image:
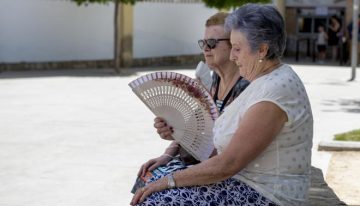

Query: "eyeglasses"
(198, 38), (230, 50)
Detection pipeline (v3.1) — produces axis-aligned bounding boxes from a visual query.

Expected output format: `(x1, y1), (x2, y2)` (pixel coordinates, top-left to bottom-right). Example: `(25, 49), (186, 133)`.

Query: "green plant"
(202, 0), (271, 10)
(334, 129), (360, 141)
(72, 0), (135, 6)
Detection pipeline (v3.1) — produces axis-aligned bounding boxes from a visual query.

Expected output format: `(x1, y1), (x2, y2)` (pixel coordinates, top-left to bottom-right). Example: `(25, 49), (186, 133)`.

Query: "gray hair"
(225, 3), (286, 60)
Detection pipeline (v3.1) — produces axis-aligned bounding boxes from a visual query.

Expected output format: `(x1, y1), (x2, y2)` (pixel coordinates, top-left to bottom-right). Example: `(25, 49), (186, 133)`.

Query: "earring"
(259, 58), (263, 63)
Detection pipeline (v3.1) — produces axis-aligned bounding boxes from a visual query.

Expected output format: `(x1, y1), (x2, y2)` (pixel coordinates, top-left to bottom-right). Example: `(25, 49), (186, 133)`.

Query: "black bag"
(178, 146), (200, 166)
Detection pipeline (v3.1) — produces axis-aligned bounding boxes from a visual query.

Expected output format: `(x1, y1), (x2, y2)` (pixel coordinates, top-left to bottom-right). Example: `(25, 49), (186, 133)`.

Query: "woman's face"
(229, 30), (259, 80)
(202, 25), (232, 70)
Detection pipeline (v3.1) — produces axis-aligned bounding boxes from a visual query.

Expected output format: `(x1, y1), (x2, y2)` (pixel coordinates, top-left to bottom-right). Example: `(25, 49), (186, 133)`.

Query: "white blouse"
(213, 64), (313, 206)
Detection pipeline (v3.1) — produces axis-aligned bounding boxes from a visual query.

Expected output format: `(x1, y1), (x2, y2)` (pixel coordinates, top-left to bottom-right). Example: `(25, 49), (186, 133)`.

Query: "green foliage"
(334, 129), (360, 141)
(202, 0), (271, 10)
(71, 0), (136, 6)
(72, 0), (271, 8)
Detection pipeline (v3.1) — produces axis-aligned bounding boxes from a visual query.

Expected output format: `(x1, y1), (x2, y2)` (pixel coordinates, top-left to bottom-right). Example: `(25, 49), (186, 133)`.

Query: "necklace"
(213, 73), (241, 113)
(217, 73), (241, 100)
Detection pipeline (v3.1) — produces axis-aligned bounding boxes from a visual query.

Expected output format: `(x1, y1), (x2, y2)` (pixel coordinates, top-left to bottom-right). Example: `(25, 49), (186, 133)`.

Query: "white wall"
(133, 2), (217, 58)
(0, 0), (217, 63)
(0, 0), (114, 63)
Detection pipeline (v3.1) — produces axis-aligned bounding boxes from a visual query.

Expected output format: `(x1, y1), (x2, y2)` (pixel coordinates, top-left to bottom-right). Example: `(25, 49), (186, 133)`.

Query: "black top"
(210, 72), (250, 113)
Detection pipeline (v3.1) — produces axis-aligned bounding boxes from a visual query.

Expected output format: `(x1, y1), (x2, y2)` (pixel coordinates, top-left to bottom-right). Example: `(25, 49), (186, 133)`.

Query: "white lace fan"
(128, 71), (219, 161)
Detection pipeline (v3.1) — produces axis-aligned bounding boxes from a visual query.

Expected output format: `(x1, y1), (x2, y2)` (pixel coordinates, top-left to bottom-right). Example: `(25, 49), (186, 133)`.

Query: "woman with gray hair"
(131, 3), (313, 206)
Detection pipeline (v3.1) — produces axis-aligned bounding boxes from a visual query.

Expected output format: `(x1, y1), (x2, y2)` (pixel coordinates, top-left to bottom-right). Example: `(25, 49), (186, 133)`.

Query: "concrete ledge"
(309, 166), (346, 206)
(0, 54), (203, 72)
(318, 140), (360, 151)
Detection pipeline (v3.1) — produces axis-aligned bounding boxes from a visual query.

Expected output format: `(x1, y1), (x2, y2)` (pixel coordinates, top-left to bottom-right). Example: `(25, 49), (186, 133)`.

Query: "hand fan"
(128, 71), (219, 161)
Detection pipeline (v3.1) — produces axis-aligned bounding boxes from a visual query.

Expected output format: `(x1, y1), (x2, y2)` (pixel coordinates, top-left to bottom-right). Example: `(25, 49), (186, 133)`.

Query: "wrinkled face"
(229, 30), (259, 81)
(201, 25), (231, 69)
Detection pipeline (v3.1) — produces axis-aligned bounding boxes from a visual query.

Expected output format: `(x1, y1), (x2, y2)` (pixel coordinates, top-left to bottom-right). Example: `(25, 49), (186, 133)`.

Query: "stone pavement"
(0, 64), (359, 206)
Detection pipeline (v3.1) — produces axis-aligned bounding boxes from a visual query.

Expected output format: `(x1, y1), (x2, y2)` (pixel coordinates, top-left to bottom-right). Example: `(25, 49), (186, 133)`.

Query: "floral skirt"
(133, 158), (279, 206)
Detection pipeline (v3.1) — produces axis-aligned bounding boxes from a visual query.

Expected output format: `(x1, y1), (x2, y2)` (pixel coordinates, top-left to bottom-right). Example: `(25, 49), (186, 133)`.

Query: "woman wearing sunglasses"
(132, 3), (313, 206)
(132, 11), (250, 194)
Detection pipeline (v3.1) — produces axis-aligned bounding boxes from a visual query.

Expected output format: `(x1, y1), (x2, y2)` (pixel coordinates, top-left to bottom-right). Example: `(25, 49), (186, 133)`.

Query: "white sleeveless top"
(317, 32), (327, 45)
(213, 64), (313, 206)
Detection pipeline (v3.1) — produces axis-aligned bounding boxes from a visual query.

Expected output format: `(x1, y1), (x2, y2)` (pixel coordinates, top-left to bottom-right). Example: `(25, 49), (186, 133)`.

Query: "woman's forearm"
(164, 141), (179, 156)
(171, 154), (236, 187)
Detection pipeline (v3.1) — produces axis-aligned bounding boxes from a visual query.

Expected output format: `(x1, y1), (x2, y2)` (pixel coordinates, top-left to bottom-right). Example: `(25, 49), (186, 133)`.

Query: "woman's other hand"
(130, 177), (168, 205)
(137, 155), (173, 178)
(154, 117), (174, 140)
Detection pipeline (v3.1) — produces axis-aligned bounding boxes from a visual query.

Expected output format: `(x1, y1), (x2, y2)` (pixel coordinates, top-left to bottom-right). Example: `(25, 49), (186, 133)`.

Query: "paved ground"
(326, 151), (360, 205)
(0, 63), (359, 206)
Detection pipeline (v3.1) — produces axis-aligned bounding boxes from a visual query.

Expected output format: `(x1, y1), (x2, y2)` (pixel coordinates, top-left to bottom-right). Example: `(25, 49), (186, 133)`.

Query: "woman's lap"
(138, 178), (277, 206)
(148, 158), (188, 181)
(137, 159), (278, 206)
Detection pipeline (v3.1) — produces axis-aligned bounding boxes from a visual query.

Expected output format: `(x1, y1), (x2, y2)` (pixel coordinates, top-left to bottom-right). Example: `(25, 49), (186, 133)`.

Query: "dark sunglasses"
(198, 38), (230, 50)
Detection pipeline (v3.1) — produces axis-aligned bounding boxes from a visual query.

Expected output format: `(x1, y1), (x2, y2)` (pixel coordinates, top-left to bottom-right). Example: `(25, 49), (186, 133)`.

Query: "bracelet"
(162, 154), (174, 159)
(167, 173), (176, 189)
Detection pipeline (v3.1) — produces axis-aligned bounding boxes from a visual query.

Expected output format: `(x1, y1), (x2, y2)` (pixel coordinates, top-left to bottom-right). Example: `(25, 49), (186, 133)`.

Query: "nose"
(202, 44), (211, 52)
(229, 49), (236, 62)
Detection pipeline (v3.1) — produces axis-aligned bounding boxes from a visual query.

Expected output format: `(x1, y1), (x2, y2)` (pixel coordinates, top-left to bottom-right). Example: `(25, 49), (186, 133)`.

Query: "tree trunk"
(114, 1), (121, 74)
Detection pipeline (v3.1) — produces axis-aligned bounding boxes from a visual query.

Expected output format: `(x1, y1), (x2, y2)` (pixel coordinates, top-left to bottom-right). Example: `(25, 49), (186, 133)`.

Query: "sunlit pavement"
(0, 64), (359, 206)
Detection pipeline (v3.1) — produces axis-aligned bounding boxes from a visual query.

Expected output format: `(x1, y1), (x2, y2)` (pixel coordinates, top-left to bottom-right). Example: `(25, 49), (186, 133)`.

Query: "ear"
(258, 43), (269, 59)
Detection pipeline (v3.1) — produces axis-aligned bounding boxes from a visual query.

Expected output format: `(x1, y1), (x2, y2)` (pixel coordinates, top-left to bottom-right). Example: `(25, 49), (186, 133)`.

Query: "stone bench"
(309, 166), (346, 206)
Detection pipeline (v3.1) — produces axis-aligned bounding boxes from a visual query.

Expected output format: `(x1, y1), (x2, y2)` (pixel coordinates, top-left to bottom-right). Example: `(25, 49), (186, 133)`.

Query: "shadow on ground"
(0, 65), (197, 79)
(319, 81), (350, 86)
(322, 99), (360, 113)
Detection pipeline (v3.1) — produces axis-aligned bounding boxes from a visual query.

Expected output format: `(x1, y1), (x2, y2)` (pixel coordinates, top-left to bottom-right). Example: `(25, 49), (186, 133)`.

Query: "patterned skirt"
(133, 158), (279, 206)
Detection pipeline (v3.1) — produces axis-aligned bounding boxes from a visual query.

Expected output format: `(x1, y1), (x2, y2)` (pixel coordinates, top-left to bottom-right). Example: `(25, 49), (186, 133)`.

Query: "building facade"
(0, 0), (356, 70)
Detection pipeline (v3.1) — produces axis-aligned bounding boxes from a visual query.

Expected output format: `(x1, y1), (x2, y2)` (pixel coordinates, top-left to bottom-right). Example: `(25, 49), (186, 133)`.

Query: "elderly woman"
(131, 4), (313, 206)
(134, 12), (249, 187)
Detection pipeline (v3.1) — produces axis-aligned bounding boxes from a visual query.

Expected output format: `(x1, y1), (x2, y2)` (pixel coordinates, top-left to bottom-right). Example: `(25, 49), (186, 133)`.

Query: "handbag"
(179, 146), (200, 166)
